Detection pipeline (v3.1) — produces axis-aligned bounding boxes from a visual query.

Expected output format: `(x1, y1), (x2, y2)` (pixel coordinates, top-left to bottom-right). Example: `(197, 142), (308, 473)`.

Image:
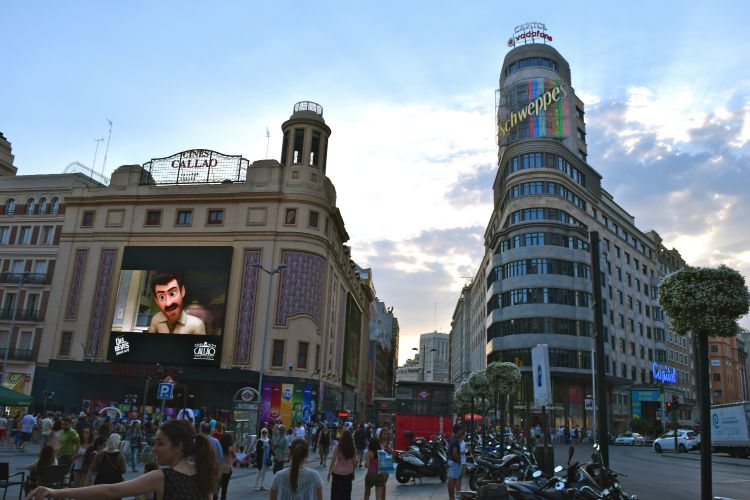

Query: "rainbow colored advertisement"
(261, 382), (314, 427)
(498, 78), (570, 141)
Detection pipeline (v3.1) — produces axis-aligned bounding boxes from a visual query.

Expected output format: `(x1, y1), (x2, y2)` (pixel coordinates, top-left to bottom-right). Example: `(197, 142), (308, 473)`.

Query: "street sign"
(584, 398), (593, 410)
(157, 382), (174, 400)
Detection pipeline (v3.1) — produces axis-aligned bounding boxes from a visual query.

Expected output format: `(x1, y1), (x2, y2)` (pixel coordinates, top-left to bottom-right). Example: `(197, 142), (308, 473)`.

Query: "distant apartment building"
(420, 331), (449, 383)
(369, 298), (399, 398)
(396, 353), (422, 382)
(709, 334), (744, 405)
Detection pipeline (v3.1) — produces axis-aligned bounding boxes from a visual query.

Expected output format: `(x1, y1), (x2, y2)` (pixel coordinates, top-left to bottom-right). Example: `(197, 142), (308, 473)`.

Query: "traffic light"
(672, 395), (680, 410)
(666, 401), (673, 412)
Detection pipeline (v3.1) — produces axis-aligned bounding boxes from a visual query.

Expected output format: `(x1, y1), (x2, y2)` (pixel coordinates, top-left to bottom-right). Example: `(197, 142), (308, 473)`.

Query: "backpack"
(94, 452), (123, 485)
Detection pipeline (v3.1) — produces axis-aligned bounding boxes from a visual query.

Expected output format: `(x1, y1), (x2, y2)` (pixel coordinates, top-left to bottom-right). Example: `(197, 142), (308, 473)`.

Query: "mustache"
(164, 304), (180, 312)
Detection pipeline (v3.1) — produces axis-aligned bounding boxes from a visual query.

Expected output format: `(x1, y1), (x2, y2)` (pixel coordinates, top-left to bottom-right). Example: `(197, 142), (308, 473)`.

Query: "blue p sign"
(157, 383), (173, 400)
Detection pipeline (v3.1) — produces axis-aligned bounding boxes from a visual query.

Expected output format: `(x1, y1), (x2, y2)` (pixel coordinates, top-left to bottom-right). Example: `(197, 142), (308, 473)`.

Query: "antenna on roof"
(92, 138), (104, 178)
(102, 119), (113, 175)
(265, 127), (270, 159)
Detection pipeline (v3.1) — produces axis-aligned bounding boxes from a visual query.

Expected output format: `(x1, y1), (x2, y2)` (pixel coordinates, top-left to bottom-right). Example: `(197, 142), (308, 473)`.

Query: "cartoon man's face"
(154, 278), (185, 324)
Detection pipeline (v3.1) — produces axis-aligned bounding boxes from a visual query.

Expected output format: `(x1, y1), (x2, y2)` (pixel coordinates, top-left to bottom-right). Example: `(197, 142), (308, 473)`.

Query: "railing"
(0, 272), (49, 285)
(0, 309), (41, 321)
(0, 348), (33, 361)
(294, 101), (323, 115)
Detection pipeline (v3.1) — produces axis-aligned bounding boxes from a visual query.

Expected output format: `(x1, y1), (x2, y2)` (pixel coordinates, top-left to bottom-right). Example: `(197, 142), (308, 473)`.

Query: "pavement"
(3, 442), (750, 499)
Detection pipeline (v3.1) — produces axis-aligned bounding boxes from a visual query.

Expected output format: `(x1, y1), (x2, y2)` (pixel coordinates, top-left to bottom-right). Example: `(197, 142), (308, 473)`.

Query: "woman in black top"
(26, 420), (219, 500)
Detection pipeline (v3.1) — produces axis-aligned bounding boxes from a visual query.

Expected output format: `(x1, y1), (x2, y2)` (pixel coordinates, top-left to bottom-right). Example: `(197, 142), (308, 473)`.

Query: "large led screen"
(498, 78), (570, 142)
(107, 246), (232, 366)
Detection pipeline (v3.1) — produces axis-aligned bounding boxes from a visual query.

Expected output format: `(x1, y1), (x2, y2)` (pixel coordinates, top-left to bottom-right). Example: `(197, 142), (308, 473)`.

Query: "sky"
(2, 2), (750, 365)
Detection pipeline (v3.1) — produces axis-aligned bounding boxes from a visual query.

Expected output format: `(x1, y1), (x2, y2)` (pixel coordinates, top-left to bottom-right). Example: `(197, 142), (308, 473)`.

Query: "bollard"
(535, 444), (555, 477)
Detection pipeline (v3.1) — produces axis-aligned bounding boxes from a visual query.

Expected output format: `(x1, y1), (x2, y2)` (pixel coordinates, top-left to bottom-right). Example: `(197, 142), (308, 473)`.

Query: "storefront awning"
(0, 386), (32, 407)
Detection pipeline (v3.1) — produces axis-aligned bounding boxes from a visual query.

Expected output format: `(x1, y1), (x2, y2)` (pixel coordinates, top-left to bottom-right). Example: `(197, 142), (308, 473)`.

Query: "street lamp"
(1, 272), (29, 381)
(253, 263), (286, 432)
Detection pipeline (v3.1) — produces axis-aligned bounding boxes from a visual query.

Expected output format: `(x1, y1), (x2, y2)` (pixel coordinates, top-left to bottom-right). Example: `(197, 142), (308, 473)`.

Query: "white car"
(614, 432), (645, 446)
(653, 429), (701, 453)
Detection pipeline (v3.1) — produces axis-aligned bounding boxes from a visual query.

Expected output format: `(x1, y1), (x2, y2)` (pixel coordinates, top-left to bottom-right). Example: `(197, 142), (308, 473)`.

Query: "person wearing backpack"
(90, 433), (126, 493)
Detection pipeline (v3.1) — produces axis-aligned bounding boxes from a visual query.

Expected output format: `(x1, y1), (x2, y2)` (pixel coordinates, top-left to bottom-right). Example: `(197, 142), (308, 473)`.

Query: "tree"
(485, 361), (521, 428)
(659, 265), (749, 500)
(468, 370), (490, 435)
(453, 382), (472, 416)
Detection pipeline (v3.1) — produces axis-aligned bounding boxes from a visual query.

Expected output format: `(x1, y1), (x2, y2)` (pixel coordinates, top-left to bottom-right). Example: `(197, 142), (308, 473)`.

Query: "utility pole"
(589, 231), (609, 467)
(102, 119), (113, 175)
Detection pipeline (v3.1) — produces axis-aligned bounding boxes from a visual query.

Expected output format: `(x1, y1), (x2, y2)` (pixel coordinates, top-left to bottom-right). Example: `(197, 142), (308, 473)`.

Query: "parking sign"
(157, 382), (174, 400)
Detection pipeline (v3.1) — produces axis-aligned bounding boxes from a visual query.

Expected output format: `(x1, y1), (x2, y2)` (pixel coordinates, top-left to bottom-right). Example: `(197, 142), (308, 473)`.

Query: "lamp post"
(1, 272), (29, 382)
(253, 263), (286, 432)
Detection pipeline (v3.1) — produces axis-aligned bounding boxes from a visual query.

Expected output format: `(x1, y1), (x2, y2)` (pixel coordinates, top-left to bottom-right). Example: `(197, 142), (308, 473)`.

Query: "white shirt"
(295, 425), (306, 439)
(0, 417), (7, 429)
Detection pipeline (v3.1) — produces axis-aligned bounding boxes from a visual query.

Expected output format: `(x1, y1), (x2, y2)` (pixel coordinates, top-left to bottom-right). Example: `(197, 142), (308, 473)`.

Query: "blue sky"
(3, 2), (750, 363)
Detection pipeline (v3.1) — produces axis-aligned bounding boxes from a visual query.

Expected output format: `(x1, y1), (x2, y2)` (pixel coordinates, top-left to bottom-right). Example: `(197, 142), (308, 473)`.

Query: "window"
(33, 260), (47, 275)
(284, 208), (297, 225)
(630, 342), (635, 355)
(207, 209), (224, 225)
(618, 314), (625, 328)
(176, 209), (193, 226)
(626, 273), (632, 286)
(648, 348), (653, 361)
(38, 198), (48, 215)
(293, 128), (304, 163)
(145, 210), (162, 226)
(640, 346), (644, 358)
(25, 198), (35, 215)
(309, 210), (319, 228)
(638, 323), (643, 336)
(0, 330), (7, 351)
(710, 344), (719, 353)
(41, 226), (54, 244)
(50, 198), (60, 214)
(629, 319), (634, 332)
(18, 226), (31, 244)
(271, 340), (285, 367)
(577, 128), (586, 141)
(713, 373), (721, 382)
(625, 253), (630, 264)
(619, 339), (625, 353)
(617, 291), (623, 305)
(615, 246), (621, 258)
(59, 332), (73, 356)
(4, 199), (16, 215)
(81, 211), (95, 227)
(310, 132), (321, 166)
(628, 295), (633, 309)
(297, 342), (309, 369)
(18, 331), (32, 351)
(616, 267), (622, 281)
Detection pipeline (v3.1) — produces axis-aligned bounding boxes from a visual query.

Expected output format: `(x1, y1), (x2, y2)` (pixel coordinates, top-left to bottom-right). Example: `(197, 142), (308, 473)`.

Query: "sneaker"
(261, 486), (268, 491)
(255, 487), (261, 491)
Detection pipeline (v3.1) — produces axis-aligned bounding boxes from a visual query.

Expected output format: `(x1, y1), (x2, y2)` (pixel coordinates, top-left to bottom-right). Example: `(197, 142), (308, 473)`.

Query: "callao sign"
(652, 362), (677, 383)
(508, 22), (553, 48)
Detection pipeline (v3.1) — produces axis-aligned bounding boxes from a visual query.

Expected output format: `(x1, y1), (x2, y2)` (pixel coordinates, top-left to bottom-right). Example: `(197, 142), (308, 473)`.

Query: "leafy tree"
(468, 370), (490, 435)
(485, 361), (521, 427)
(659, 265), (749, 500)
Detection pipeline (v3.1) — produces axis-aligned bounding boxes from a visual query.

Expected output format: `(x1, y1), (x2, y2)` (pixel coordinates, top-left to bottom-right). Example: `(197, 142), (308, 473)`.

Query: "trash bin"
(535, 444), (555, 477)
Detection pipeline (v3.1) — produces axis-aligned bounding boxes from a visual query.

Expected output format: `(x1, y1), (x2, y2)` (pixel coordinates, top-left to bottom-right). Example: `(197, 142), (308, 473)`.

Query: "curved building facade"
(451, 31), (695, 433)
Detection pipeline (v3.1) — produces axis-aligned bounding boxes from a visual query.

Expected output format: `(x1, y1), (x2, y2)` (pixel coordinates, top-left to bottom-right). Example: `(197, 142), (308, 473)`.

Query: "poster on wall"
(260, 382), (314, 427)
(343, 294), (362, 387)
(107, 246), (232, 366)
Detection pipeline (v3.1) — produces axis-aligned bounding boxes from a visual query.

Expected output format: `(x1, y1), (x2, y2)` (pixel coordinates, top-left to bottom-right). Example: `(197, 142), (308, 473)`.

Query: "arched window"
(4, 198), (16, 215)
(26, 198), (35, 215)
(38, 197), (48, 215)
(50, 197), (60, 215)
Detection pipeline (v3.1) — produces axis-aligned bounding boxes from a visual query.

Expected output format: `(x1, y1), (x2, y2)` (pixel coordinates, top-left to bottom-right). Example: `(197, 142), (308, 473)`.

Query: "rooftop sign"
(652, 362), (677, 384)
(508, 22), (553, 48)
(141, 149), (250, 185)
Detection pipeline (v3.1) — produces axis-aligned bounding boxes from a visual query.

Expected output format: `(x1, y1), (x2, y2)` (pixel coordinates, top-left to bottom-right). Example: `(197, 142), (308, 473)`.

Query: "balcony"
(0, 348), (33, 362)
(0, 309), (41, 322)
(0, 273), (50, 285)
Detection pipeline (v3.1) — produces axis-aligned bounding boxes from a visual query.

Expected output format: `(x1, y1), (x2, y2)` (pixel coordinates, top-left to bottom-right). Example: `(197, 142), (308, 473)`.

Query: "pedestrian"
(57, 417), (80, 466)
(10, 412), (20, 448)
(82, 436), (107, 486)
(218, 433), (235, 500)
(328, 429), (356, 500)
(377, 427), (393, 499)
(447, 424), (465, 500)
(211, 422), (224, 441)
(295, 421), (306, 440)
(26, 418), (219, 500)
(0, 412), (6, 447)
(18, 410), (36, 450)
(311, 422), (319, 453)
(199, 422), (224, 469)
(272, 425), (289, 474)
(72, 427), (93, 487)
(364, 438), (385, 500)
(353, 423), (368, 467)
(125, 421), (144, 473)
(255, 427), (272, 491)
(40, 413), (53, 447)
(90, 432), (126, 494)
(317, 424), (331, 467)
(269, 438), (323, 500)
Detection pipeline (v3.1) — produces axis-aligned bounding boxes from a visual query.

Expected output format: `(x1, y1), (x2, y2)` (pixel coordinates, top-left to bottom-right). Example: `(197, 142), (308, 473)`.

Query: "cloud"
(585, 86), (750, 330)
(444, 162), (496, 207)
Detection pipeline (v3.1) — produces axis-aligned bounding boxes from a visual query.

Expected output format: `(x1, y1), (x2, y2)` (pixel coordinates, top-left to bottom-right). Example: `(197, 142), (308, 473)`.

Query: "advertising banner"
(531, 344), (553, 406)
(260, 382), (315, 427)
(280, 384), (294, 424)
(108, 246), (231, 366)
(343, 294), (362, 387)
(498, 78), (569, 142)
(261, 383), (272, 423)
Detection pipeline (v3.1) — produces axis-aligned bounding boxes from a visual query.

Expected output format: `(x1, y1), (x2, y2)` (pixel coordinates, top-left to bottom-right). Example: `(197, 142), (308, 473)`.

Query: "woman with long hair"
(82, 436), (107, 486)
(71, 427), (93, 487)
(363, 438), (384, 500)
(328, 429), (356, 500)
(254, 428), (272, 490)
(269, 438), (322, 500)
(26, 419), (219, 500)
(90, 433), (126, 488)
(218, 432), (235, 500)
(23, 444), (57, 494)
(125, 421), (143, 473)
(376, 428), (392, 500)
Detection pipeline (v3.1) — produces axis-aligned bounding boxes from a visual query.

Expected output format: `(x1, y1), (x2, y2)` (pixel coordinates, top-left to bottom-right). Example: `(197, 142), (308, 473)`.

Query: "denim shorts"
(447, 460), (462, 479)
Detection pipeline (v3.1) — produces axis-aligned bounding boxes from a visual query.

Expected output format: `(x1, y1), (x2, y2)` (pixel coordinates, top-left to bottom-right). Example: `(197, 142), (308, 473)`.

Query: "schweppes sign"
(498, 82), (567, 139)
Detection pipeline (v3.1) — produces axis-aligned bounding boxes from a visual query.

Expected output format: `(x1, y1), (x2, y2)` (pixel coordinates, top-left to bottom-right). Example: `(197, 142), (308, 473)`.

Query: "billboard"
(260, 382), (315, 427)
(343, 294), (362, 387)
(107, 246), (232, 366)
(531, 344), (553, 406)
(498, 78), (570, 142)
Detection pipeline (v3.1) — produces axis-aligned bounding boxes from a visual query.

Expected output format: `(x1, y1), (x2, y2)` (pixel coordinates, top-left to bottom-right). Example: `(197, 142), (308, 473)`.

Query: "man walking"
(18, 410), (36, 450)
(353, 423), (367, 467)
(447, 423), (465, 500)
(58, 417), (79, 465)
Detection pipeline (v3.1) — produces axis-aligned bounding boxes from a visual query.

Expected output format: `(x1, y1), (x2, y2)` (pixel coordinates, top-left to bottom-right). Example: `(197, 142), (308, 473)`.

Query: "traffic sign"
(157, 382), (174, 400)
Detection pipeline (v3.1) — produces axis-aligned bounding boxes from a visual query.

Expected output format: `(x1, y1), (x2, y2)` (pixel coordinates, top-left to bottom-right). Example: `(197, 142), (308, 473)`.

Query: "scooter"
(394, 440), (448, 484)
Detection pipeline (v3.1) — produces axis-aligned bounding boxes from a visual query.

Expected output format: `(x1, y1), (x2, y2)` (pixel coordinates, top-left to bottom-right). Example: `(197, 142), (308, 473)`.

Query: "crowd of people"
(12, 411), (396, 500)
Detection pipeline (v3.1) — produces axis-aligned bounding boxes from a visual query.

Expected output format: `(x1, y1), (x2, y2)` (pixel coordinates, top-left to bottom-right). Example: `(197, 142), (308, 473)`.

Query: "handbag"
(377, 450), (395, 474)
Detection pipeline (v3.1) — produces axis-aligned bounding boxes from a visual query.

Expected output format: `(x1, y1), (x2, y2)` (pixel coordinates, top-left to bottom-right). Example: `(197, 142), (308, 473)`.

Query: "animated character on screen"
(148, 273), (206, 334)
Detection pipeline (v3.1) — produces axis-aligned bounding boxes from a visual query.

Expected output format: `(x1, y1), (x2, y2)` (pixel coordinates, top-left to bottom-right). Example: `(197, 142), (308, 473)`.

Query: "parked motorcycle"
(394, 437), (448, 483)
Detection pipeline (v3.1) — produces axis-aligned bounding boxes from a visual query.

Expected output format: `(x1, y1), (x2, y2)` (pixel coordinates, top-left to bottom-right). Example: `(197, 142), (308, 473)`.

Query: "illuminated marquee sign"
(508, 22), (553, 48)
(652, 362), (677, 384)
(141, 149), (250, 185)
(498, 80), (568, 140)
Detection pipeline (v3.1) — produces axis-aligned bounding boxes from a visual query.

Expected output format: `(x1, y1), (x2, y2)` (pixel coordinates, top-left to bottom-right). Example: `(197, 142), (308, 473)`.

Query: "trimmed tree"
(486, 361), (522, 429)
(469, 370), (490, 437)
(659, 265), (749, 500)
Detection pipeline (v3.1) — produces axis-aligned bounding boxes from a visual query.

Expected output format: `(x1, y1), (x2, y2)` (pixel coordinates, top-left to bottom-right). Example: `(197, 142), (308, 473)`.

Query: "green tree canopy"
(659, 265), (749, 337)
(485, 361), (521, 396)
(468, 369), (490, 398)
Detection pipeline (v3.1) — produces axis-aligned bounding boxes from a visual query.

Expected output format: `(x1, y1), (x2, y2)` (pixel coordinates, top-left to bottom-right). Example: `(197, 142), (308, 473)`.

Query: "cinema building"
(449, 25), (696, 433)
(24, 102), (375, 426)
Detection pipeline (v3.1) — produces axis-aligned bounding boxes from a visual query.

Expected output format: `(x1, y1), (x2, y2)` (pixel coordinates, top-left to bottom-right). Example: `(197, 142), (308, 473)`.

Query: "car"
(653, 429), (701, 453)
(614, 432), (646, 446)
